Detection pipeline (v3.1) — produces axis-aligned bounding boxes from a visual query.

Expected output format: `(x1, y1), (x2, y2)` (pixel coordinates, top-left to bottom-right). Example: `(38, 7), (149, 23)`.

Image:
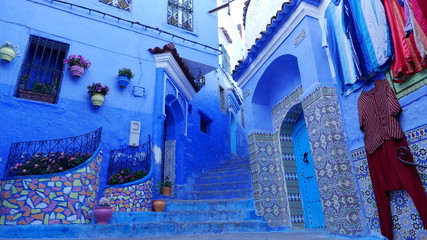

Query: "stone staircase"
(0, 157), (283, 238)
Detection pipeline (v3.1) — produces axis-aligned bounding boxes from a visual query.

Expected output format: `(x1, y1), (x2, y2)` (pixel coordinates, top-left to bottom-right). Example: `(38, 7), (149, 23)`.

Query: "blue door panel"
(292, 116), (325, 229)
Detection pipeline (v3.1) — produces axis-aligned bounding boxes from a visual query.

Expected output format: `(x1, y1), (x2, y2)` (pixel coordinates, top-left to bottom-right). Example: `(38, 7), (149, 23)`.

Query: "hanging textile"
(323, 0), (361, 95)
(383, 0), (427, 82)
(408, 0), (427, 58)
(346, 0), (393, 73)
(358, 80), (427, 239)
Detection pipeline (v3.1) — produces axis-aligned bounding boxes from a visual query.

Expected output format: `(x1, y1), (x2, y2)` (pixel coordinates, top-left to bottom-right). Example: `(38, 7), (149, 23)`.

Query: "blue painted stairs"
(0, 157), (282, 238)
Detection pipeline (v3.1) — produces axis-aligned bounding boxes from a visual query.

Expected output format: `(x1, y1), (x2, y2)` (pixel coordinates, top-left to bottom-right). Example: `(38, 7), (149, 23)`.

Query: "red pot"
(93, 206), (113, 224)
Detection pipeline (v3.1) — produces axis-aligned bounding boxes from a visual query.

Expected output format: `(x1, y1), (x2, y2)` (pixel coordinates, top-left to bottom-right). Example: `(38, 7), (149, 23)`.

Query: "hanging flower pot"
(0, 42), (19, 63)
(64, 54), (91, 78)
(117, 75), (130, 88)
(69, 65), (85, 78)
(88, 83), (109, 107)
(91, 93), (105, 107)
(116, 68), (134, 88)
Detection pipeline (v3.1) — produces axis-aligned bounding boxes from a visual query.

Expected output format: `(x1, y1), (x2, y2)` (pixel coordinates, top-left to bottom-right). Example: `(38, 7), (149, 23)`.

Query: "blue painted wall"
(0, 0), (237, 193)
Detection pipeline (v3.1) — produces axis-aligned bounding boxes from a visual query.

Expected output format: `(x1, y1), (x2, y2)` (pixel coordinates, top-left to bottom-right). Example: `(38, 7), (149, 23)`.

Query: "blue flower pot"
(117, 75), (130, 88)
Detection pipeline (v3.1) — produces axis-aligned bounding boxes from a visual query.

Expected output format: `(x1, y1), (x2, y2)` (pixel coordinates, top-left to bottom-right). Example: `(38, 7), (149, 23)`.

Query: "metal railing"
(107, 136), (151, 185)
(4, 128), (102, 177)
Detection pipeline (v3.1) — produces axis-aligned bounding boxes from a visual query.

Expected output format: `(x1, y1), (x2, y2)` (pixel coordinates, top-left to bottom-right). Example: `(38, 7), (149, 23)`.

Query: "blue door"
(291, 115), (325, 229)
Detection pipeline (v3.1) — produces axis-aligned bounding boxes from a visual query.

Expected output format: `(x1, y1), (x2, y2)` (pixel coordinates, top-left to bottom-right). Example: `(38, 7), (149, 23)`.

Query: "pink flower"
(22, 169), (27, 173)
(59, 167), (63, 171)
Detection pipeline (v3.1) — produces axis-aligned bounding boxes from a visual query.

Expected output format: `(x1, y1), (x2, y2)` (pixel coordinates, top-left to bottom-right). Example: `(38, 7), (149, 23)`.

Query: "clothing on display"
(358, 80), (427, 239)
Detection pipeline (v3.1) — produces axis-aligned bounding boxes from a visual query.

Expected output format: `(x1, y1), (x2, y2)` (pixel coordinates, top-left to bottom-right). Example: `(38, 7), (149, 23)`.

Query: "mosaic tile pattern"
(352, 125), (427, 239)
(99, 0), (131, 11)
(302, 87), (364, 235)
(248, 133), (291, 227)
(164, 140), (176, 197)
(0, 152), (103, 225)
(103, 178), (153, 212)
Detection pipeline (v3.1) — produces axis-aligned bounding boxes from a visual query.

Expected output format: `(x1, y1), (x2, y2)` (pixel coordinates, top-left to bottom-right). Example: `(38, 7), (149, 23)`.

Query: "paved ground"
(1, 231), (385, 240)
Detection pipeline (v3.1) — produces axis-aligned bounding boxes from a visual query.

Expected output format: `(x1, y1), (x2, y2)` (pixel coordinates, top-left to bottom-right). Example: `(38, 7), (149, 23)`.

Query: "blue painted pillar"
(151, 68), (165, 198)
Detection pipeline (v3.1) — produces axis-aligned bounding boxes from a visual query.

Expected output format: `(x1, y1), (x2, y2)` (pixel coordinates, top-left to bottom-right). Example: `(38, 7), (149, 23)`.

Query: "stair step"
(185, 189), (252, 200)
(0, 221), (273, 238)
(195, 172), (251, 184)
(200, 168), (251, 177)
(166, 198), (255, 211)
(192, 180), (252, 191)
(110, 209), (259, 223)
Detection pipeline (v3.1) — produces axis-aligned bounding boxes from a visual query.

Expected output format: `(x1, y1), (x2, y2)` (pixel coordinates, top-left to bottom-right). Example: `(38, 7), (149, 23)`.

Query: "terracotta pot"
(70, 65), (85, 78)
(152, 200), (166, 212)
(117, 75), (130, 88)
(0, 46), (16, 63)
(161, 187), (171, 196)
(91, 93), (105, 107)
(93, 206), (113, 224)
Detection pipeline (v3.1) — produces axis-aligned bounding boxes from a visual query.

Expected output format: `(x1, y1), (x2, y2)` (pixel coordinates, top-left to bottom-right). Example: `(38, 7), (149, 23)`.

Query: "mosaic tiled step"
(0, 149), (103, 225)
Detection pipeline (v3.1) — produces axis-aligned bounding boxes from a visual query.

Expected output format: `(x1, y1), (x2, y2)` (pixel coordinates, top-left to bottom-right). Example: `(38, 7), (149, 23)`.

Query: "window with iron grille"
(16, 36), (69, 104)
(167, 0), (193, 31)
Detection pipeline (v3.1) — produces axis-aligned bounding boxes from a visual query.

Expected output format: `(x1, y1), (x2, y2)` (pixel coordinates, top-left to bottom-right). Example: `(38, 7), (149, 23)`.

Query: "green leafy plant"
(155, 176), (173, 193)
(108, 168), (148, 185)
(87, 83), (110, 96)
(117, 68), (134, 79)
(32, 82), (51, 94)
(11, 152), (92, 176)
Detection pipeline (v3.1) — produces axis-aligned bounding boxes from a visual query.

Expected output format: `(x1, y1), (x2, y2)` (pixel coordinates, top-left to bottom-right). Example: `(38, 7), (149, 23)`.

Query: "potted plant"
(87, 83), (109, 107)
(116, 68), (134, 88)
(0, 41), (19, 63)
(156, 176), (173, 197)
(107, 169), (148, 185)
(63, 54), (91, 78)
(93, 197), (114, 224)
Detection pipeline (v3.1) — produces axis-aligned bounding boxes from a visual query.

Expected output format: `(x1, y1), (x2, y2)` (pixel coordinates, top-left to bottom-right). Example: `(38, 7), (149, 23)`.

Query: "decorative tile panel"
(0, 152), (103, 225)
(103, 179), (153, 212)
(99, 0), (131, 11)
(352, 125), (427, 239)
(302, 87), (364, 235)
(164, 140), (176, 197)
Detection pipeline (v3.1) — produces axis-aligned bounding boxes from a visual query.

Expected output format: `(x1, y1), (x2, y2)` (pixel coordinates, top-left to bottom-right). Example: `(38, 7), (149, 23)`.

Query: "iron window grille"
(16, 35), (69, 104)
(167, 0), (193, 31)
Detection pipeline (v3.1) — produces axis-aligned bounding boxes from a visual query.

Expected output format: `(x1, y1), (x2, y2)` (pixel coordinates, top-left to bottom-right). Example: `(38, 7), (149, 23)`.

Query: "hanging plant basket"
(117, 75), (130, 88)
(0, 46), (17, 63)
(70, 65), (85, 78)
(91, 93), (105, 107)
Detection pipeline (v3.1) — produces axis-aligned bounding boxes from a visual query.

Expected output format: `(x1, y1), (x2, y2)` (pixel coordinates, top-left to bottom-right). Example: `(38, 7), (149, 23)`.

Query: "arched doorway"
(291, 113), (325, 229)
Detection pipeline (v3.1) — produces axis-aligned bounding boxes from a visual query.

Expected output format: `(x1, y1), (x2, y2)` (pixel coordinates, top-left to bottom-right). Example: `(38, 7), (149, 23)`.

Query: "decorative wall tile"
(352, 125), (427, 239)
(0, 152), (103, 225)
(99, 0), (131, 11)
(103, 178), (153, 212)
(303, 87), (364, 235)
(164, 140), (176, 197)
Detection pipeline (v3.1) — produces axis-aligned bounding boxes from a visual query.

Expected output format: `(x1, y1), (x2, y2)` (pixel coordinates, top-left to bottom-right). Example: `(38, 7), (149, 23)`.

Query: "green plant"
(108, 169), (148, 185)
(87, 83), (110, 96)
(10, 152), (92, 176)
(63, 55), (91, 69)
(117, 68), (134, 79)
(32, 82), (51, 94)
(155, 176), (173, 193)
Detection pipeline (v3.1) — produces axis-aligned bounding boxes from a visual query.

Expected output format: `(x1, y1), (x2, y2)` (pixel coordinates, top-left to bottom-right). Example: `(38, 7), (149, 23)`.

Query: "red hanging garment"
(383, 0), (427, 82)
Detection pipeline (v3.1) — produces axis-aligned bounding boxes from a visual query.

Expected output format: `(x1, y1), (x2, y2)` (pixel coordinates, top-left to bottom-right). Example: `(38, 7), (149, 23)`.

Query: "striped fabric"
(358, 80), (404, 154)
